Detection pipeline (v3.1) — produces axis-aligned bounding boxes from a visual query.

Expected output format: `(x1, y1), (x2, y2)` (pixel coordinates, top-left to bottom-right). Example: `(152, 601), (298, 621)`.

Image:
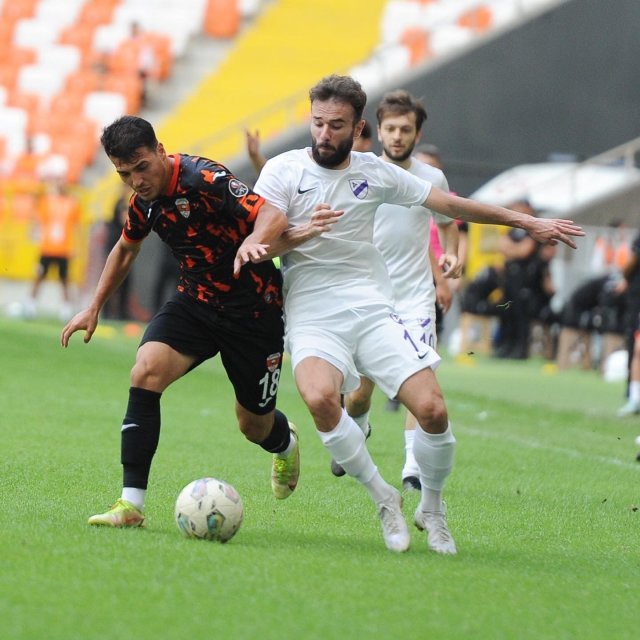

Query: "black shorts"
(38, 256), (69, 281)
(141, 293), (284, 415)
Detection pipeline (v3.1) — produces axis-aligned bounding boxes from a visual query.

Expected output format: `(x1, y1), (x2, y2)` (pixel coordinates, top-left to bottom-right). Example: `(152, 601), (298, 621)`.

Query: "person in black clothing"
(61, 116), (317, 528)
(494, 200), (555, 359)
(615, 232), (640, 418)
(102, 185), (133, 320)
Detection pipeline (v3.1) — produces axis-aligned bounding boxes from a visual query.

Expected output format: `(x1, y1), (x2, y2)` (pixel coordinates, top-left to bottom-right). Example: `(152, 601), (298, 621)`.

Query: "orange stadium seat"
(77, 0), (120, 28)
(0, 0), (39, 23)
(400, 27), (431, 65)
(458, 5), (493, 33)
(102, 71), (143, 113)
(64, 69), (103, 96)
(7, 89), (43, 133)
(204, 0), (240, 38)
(58, 22), (97, 54)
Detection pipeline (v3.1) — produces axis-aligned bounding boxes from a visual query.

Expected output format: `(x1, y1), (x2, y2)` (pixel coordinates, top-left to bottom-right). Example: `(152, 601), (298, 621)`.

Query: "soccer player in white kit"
(342, 89), (462, 496)
(249, 75), (584, 553)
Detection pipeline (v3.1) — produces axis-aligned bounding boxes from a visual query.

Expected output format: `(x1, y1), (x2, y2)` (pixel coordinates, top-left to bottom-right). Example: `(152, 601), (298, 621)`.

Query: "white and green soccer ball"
(175, 477), (244, 543)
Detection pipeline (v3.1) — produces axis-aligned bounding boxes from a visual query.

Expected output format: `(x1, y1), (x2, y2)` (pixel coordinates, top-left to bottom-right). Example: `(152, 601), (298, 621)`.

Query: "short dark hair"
(415, 143), (441, 159)
(376, 89), (428, 132)
(100, 115), (158, 161)
(309, 74), (367, 122)
(360, 119), (372, 140)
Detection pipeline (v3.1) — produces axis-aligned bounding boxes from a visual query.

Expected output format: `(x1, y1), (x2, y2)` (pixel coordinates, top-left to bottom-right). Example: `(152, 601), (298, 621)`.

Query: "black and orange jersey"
(123, 154), (282, 316)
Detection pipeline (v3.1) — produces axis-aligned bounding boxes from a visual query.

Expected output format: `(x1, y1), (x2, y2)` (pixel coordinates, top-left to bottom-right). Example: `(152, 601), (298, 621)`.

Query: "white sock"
(630, 381), (640, 404)
(413, 422), (456, 512)
(121, 487), (146, 511)
(402, 428), (419, 478)
(318, 409), (391, 503)
(350, 411), (371, 436)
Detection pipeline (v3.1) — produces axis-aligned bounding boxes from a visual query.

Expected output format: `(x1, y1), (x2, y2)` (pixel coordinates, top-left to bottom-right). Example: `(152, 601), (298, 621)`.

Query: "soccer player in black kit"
(61, 115), (300, 527)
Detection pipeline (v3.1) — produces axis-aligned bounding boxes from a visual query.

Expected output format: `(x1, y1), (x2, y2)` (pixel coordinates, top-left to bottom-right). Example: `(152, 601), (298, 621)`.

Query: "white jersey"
(374, 157), (451, 320)
(254, 149), (432, 321)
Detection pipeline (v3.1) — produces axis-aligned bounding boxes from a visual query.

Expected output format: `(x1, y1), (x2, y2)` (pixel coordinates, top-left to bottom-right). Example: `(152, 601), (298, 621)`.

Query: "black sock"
(258, 409), (291, 454)
(121, 386), (162, 489)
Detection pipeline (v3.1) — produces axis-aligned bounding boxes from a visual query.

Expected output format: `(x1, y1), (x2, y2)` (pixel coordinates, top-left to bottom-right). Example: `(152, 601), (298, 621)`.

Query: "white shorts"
(402, 311), (438, 353)
(286, 303), (440, 398)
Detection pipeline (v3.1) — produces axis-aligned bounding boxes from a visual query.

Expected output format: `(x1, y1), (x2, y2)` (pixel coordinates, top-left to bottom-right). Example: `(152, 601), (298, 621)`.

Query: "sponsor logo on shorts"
(175, 198), (190, 218)
(266, 352), (281, 372)
(229, 179), (249, 198)
(349, 179), (368, 199)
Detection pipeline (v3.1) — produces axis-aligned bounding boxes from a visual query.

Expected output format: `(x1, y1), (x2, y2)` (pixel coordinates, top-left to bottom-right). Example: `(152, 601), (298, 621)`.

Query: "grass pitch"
(0, 317), (637, 639)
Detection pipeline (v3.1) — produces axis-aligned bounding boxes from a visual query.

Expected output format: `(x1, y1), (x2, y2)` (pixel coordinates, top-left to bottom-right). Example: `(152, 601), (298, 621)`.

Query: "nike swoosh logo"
(297, 186), (317, 194)
(121, 423), (140, 431)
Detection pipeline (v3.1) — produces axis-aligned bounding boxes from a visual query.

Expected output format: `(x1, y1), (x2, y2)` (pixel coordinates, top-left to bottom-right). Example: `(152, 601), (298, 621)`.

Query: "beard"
(381, 140), (415, 163)
(311, 137), (354, 168)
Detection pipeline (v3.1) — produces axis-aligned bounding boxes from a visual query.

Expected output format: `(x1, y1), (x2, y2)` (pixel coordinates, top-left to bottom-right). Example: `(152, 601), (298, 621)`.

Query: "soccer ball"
(175, 477), (244, 543)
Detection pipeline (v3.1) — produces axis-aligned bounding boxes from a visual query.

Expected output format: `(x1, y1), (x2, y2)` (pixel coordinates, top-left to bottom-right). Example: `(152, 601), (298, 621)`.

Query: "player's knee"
(301, 387), (340, 424)
(130, 350), (163, 389)
(414, 395), (448, 432)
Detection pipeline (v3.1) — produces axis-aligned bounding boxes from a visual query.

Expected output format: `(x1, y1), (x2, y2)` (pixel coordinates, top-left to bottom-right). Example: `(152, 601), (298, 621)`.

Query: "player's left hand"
(527, 218), (585, 248)
(435, 280), (453, 312)
(233, 242), (269, 276)
(439, 253), (462, 279)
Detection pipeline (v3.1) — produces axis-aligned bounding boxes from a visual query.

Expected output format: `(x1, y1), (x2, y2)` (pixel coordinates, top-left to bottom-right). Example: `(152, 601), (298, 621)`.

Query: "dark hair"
(415, 143), (441, 159)
(309, 74), (367, 122)
(360, 120), (372, 140)
(376, 89), (428, 131)
(100, 115), (158, 161)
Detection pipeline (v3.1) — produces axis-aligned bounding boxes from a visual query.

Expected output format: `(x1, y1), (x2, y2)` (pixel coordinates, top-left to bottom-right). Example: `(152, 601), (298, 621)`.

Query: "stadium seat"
(77, 0), (120, 28)
(400, 27), (431, 64)
(12, 17), (60, 49)
(458, 5), (493, 32)
(102, 71), (143, 113)
(83, 90), (127, 129)
(35, 44), (82, 77)
(17, 64), (67, 102)
(204, 0), (241, 38)
(58, 21), (97, 55)
(0, 0), (39, 23)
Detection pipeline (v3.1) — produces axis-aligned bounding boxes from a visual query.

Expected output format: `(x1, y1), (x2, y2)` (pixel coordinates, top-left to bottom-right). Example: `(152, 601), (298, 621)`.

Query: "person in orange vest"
(26, 177), (82, 320)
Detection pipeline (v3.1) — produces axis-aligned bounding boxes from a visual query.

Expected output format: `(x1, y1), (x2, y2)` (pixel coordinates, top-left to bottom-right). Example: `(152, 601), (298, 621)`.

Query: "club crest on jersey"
(266, 352), (281, 372)
(229, 179), (249, 198)
(349, 179), (368, 199)
(175, 198), (190, 218)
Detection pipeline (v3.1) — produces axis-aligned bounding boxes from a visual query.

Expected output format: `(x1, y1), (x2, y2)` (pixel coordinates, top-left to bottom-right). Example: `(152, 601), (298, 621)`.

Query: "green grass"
(0, 317), (638, 639)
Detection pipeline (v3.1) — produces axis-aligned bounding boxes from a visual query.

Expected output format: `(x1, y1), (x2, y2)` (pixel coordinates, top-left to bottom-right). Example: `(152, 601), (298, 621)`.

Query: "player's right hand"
(308, 203), (344, 236)
(61, 309), (99, 347)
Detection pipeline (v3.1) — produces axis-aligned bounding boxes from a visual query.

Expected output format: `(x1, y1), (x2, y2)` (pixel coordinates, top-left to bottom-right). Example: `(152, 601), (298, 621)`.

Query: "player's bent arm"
(436, 221), (461, 278)
(90, 236), (141, 312)
(233, 202), (289, 273)
(240, 204), (344, 267)
(424, 187), (584, 249)
(61, 236), (141, 347)
(247, 201), (288, 245)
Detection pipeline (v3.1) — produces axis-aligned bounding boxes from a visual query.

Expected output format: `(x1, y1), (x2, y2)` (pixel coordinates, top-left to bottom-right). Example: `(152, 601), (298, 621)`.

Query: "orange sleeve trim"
(246, 195), (266, 223)
(122, 229), (144, 244)
(165, 154), (181, 195)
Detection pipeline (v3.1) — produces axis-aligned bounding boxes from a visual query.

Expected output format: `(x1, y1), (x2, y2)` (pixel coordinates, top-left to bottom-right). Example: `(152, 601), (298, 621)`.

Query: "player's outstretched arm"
(235, 203), (343, 272)
(425, 187), (585, 249)
(61, 238), (140, 347)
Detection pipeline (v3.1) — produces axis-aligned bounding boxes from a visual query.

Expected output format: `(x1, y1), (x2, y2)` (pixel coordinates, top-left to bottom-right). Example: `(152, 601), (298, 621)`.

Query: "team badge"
(175, 198), (190, 218)
(266, 352), (281, 372)
(229, 179), (249, 198)
(349, 179), (368, 199)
